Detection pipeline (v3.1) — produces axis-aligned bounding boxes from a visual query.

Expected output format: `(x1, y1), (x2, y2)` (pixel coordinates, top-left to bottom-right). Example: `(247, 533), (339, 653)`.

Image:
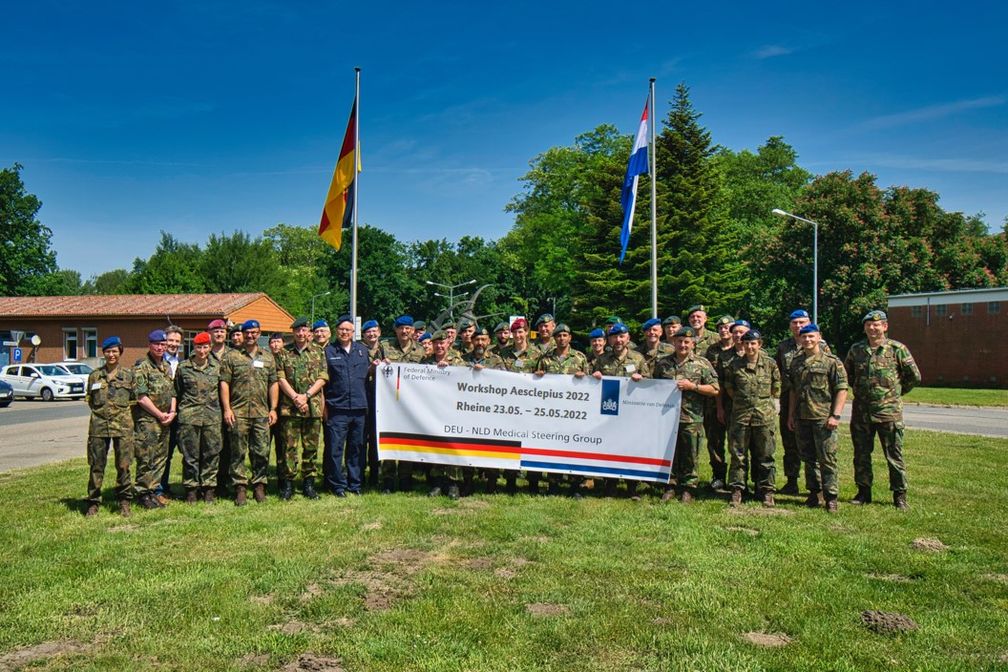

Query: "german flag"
(318, 98), (358, 250)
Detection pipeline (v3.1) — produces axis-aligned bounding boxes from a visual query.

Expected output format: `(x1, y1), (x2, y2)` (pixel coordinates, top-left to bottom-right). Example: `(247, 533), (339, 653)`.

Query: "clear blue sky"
(3, 1), (1005, 279)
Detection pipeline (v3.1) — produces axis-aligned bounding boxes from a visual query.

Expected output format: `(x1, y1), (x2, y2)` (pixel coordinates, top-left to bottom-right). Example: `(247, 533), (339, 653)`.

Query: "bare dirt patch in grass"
(861, 610), (918, 634)
(727, 506), (794, 517)
(0, 639), (92, 669)
(459, 498), (491, 510)
(280, 653), (345, 671)
(741, 632), (792, 647)
(326, 547), (436, 611)
(250, 594), (274, 606)
(431, 507), (461, 516)
(268, 620), (318, 636)
(463, 557), (494, 571)
(300, 582), (324, 602)
(911, 537), (947, 552)
(494, 556), (532, 580)
(525, 602), (570, 617)
(238, 653), (270, 667)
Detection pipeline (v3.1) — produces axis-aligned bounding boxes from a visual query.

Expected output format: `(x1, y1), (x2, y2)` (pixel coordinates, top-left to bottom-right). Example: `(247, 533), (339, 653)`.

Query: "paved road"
(0, 399), (1005, 474)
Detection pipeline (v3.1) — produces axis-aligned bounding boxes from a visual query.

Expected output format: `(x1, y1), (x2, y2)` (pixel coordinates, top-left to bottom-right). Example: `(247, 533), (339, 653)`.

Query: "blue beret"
(101, 336), (122, 350)
(789, 309), (810, 320)
(394, 315), (414, 327)
(312, 319), (329, 330)
(589, 328), (605, 339)
(148, 329), (167, 343)
(335, 314), (353, 327)
(641, 318), (661, 330)
(241, 319), (260, 331)
(361, 319), (379, 331)
(732, 319), (751, 330)
(608, 323), (629, 336)
(741, 330), (762, 342)
(798, 323), (820, 335)
(418, 332), (432, 342)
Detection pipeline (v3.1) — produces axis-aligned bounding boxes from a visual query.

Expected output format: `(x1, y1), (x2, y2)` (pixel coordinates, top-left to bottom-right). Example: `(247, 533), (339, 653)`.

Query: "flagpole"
(649, 78), (658, 318)
(350, 67), (361, 323)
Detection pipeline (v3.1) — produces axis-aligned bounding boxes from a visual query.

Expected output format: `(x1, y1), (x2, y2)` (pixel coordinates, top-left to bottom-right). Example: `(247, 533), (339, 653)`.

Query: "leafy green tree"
(0, 164), (57, 295)
(23, 269), (82, 295)
(129, 232), (206, 294)
(200, 230), (283, 294)
(82, 268), (133, 295)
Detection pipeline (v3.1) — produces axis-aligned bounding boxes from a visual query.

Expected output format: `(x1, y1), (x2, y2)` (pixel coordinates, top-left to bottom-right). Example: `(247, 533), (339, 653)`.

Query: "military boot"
(253, 483), (267, 503)
(730, 488), (743, 507)
(804, 492), (822, 508)
(893, 491), (908, 511)
(762, 492), (775, 508)
(825, 498), (839, 513)
(279, 480), (294, 501)
(140, 494), (160, 510)
(661, 488), (676, 503)
(302, 478), (319, 500)
(84, 503), (99, 517)
(680, 489), (695, 504)
(851, 487), (872, 505)
(185, 489), (198, 504)
(447, 482), (461, 500)
(381, 478), (395, 494)
(235, 486), (247, 507)
(203, 488), (216, 504)
(461, 472), (474, 497)
(780, 479), (799, 495)
(118, 499), (131, 517)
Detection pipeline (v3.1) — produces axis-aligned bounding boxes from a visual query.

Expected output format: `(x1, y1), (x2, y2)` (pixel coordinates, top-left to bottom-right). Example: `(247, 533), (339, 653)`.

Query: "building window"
(935, 304), (947, 317)
(990, 302), (1001, 315)
(83, 328), (98, 358)
(911, 306), (922, 318)
(63, 329), (78, 360)
(961, 303), (973, 316)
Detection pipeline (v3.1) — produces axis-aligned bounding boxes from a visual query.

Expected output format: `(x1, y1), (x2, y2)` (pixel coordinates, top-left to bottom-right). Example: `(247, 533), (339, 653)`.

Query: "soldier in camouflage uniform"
(591, 323), (650, 497)
(220, 319), (279, 505)
(723, 330), (781, 507)
(652, 327), (719, 503)
(774, 309), (831, 495)
(229, 324), (245, 349)
(312, 319), (331, 347)
(487, 321), (511, 355)
(702, 315), (735, 490)
(413, 320), (427, 341)
(84, 336), (135, 517)
(457, 318), (477, 354)
(174, 331), (222, 503)
(785, 323), (848, 512)
(687, 305), (720, 356)
(133, 329), (177, 510)
(360, 319), (384, 488)
(844, 310), (921, 510)
(534, 313), (556, 354)
(276, 317), (329, 501)
(585, 328), (606, 367)
(379, 315), (425, 492)
(459, 327), (507, 494)
(662, 315), (682, 345)
(498, 318), (542, 374)
(421, 330), (468, 498)
(207, 319), (233, 497)
(640, 318), (674, 372)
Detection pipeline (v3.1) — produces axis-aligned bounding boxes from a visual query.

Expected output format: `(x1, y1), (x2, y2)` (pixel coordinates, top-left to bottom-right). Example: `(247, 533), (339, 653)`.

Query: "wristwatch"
(831, 413), (841, 419)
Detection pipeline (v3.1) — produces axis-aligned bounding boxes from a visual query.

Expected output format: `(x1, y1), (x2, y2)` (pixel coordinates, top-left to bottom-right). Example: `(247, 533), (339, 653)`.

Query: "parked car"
(57, 362), (94, 376)
(0, 379), (13, 407)
(0, 364), (87, 401)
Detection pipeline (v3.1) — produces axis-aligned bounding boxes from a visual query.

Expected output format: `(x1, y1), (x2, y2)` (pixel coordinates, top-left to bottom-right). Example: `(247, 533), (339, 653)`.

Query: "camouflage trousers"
(851, 416), (907, 492)
(278, 416), (322, 481)
(704, 398), (727, 481)
(87, 434), (134, 503)
(178, 422), (222, 490)
(134, 417), (170, 497)
(795, 419), (839, 498)
(380, 459), (416, 484)
(728, 422), (776, 493)
(778, 394), (802, 482)
(670, 423), (704, 489)
(229, 416), (271, 487)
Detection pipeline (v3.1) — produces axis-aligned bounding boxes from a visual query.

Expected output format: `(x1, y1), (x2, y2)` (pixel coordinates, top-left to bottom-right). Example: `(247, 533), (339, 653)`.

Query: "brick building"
(887, 287), (1008, 388)
(0, 293), (294, 368)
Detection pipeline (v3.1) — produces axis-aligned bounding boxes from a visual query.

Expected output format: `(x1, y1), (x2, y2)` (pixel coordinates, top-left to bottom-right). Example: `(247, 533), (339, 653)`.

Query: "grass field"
(1, 428), (1007, 671)
(902, 387), (1008, 408)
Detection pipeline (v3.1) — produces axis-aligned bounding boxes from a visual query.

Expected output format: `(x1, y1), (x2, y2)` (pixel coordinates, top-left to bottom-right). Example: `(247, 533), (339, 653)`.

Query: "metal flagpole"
(649, 78), (658, 318)
(350, 67), (361, 322)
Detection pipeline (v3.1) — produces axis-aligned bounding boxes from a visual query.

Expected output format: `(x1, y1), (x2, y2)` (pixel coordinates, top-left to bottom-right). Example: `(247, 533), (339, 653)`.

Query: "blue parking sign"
(13, 348), (22, 363)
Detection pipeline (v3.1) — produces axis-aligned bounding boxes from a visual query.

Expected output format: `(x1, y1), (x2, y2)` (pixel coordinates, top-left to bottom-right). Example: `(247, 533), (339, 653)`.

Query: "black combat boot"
(851, 487), (872, 505)
(302, 478), (319, 500)
(893, 490), (908, 511)
(279, 480), (293, 501)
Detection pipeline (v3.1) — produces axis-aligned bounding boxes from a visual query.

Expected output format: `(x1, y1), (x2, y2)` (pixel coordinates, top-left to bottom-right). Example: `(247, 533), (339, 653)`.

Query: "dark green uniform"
(694, 328), (720, 358)
(785, 350), (848, 499)
(209, 345), (233, 492)
(703, 341), (736, 485)
(383, 337), (424, 363)
(775, 338), (831, 487)
(498, 342), (542, 374)
(220, 346), (278, 488)
(85, 364), (135, 504)
(844, 338), (920, 494)
(652, 353), (718, 490)
(276, 342), (328, 482)
(642, 341), (674, 373)
(133, 353), (175, 498)
(537, 348), (589, 375)
(462, 349), (507, 370)
(591, 348), (650, 378)
(175, 357), (222, 491)
(724, 351), (781, 495)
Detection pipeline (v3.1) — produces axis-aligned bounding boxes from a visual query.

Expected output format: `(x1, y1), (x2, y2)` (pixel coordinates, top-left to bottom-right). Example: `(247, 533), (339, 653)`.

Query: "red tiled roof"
(0, 293), (268, 318)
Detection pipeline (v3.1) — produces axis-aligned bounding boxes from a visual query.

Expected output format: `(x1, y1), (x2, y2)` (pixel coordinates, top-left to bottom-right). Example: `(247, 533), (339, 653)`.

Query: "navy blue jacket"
(323, 341), (371, 412)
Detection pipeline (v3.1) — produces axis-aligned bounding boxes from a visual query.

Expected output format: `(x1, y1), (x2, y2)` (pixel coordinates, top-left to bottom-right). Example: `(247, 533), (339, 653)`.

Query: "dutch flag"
(619, 101), (650, 264)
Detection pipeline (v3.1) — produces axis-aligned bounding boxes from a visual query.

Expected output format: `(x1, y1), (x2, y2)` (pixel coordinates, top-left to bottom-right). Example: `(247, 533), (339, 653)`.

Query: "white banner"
(376, 363), (682, 483)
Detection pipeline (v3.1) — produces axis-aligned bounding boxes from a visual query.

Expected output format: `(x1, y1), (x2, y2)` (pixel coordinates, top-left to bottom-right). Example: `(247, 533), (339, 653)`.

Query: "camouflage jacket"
(133, 353), (175, 420)
(219, 346), (278, 418)
(724, 350), (781, 426)
(844, 338), (921, 422)
(175, 358), (221, 427)
(461, 349), (507, 370)
(694, 328), (720, 356)
(775, 337), (830, 400)
(86, 364), (135, 437)
(703, 340), (733, 368)
(652, 352), (718, 425)
(420, 352), (467, 368)
(536, 348), (589, 375)
(642, 341), (674, 372)
(498, 342), (542, 374)
(785, 349), (848, 420)
(276, 342), (328, 417)
(591, 348), (650, 379)
(383, 338), (424, 363)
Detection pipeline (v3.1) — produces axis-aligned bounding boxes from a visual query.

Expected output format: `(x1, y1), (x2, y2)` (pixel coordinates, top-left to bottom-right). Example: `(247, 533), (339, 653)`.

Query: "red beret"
(193, 332), (211, 345)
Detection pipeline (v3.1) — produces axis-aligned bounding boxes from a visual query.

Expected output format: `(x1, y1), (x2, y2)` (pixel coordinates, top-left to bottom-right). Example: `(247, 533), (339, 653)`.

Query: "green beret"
(662, 315), (682, 326)
(863, 310), (888, 323)
(686, 304), (706, 316)
(459, 318), (474, 329)
(493, 321), (508, 333)
(474, 326), (490, 337)
(291, 317), (309, 330)
(715, 315), (735, 327)
(430, 329), (448, 341)
(674, 326), (696, 339)
(535, 313), (555, 326)
(553, 323), (570, 335)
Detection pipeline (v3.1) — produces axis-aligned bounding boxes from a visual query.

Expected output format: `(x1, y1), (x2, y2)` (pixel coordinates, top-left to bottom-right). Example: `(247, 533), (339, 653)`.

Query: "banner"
(376, 363), (682, 483)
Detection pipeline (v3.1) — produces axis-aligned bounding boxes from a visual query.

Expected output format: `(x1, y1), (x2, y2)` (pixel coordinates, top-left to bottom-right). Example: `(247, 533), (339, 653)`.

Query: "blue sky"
(2, 1), (1005, 279)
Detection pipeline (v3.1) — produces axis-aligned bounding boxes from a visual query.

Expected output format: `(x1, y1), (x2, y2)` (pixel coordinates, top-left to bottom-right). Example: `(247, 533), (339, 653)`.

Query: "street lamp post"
(772, 208), (819, 325)
(425, 279), (476, 320)
(310, 290), (332, 326)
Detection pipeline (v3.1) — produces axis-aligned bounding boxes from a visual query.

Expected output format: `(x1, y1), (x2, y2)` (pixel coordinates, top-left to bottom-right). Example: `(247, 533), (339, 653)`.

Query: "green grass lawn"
(901, 387), (1008, 408)
(1, 429), (1007, 671)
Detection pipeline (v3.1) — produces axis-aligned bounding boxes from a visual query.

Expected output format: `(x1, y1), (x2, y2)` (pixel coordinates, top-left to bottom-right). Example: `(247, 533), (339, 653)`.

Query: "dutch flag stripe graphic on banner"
(619, 101), (649, 264)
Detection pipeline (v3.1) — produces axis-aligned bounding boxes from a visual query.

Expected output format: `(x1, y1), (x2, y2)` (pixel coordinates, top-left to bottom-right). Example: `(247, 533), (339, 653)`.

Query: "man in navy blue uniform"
(322, 315), (375, 496)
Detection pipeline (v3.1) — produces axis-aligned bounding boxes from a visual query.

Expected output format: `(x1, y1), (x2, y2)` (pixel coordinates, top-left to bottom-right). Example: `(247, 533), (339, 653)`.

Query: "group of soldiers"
(83, 304), (920, 516)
